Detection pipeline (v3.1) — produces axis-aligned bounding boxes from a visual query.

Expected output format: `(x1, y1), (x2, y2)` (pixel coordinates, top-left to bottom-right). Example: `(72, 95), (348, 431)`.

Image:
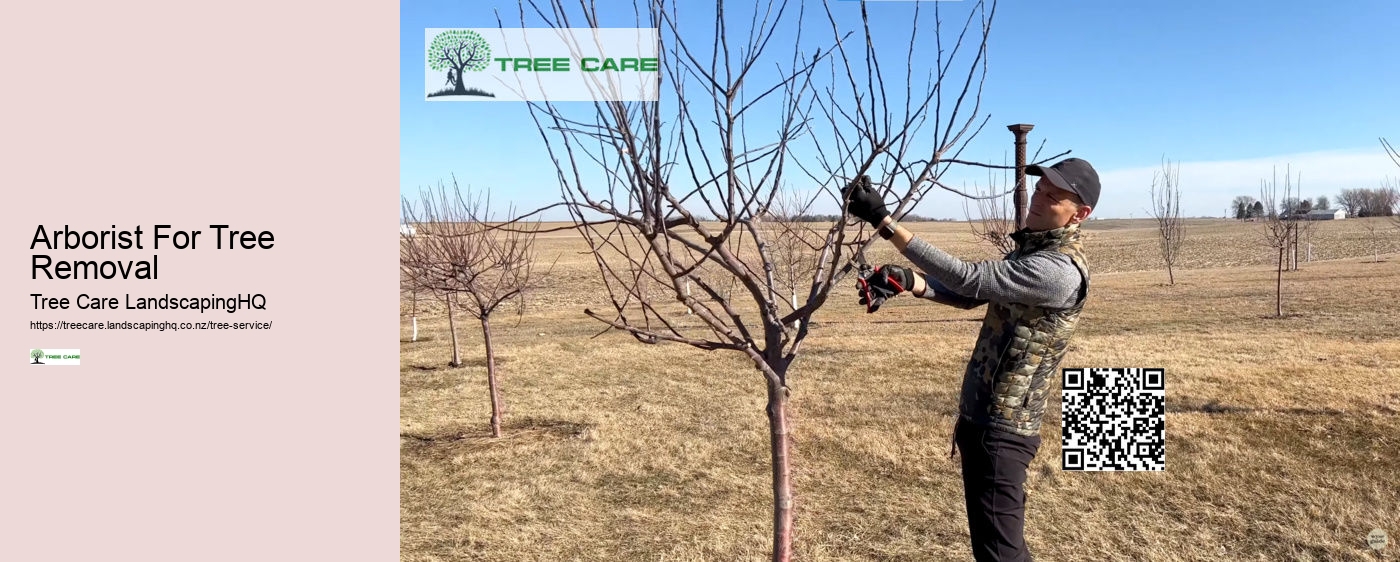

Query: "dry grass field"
(401, 217), (1400, 561)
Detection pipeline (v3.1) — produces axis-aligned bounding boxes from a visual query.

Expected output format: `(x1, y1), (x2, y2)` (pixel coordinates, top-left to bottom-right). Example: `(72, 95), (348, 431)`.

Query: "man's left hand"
(841, 174), (891, 227)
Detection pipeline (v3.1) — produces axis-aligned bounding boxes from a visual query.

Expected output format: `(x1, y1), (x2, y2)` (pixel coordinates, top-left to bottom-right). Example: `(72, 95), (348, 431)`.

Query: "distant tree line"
(1231, 187), (1398, 219)
(1336, 187), (1399, 217)
(774, 213), (951, 223)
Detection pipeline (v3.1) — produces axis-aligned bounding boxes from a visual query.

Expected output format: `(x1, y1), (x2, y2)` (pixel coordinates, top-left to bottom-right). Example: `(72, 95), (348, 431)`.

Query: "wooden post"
(1008, 124), (1035, 230)
(790, 291), (800, 331)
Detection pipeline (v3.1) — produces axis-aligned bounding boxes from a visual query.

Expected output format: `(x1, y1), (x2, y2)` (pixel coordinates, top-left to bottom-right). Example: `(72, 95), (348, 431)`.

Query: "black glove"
(857, 264), (916, 313)
(841, 174), (891, 227)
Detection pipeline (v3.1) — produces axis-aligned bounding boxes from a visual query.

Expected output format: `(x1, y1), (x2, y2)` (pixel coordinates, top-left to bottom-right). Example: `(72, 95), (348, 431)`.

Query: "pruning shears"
(853, 244), (882, 313)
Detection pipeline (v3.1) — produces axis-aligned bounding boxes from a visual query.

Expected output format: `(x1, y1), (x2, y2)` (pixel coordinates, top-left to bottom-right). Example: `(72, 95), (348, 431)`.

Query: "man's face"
(1026, 177), (1091, 231)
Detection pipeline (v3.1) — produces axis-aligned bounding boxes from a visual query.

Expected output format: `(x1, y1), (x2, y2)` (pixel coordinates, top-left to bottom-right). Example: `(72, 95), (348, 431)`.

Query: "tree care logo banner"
(425, 28), (660, 102)
(30, 349), (80, 366)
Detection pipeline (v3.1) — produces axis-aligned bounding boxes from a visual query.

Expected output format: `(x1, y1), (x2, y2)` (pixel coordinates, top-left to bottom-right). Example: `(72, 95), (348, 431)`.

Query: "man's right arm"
(870, 220), (985, 309)
(918, 275), (988, 309)
(875, 219), (1079, 309)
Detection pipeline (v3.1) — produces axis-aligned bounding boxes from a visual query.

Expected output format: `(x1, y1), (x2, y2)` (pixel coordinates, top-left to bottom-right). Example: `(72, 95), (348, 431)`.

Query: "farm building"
(400, 224), (416, 236)
(1304, 209), (1345, 220)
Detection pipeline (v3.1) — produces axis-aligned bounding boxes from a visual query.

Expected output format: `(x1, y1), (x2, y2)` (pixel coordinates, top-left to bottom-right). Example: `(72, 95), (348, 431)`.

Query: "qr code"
(1061, 368), (1165, 471)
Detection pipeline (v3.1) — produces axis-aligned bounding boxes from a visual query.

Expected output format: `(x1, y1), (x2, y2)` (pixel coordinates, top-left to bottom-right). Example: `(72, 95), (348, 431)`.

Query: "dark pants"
(955, 419), (1042, 562)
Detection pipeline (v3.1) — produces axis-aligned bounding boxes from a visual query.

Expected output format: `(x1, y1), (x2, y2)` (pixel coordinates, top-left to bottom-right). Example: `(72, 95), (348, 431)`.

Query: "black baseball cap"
(1026, 158), (1100, 209)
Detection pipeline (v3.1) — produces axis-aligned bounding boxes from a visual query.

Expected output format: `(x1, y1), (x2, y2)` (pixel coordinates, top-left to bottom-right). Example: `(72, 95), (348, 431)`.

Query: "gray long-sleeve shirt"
(902, 237), (1083, 310)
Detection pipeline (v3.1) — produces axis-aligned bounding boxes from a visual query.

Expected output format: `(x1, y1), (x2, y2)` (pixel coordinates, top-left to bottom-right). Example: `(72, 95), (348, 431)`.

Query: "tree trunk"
(453, 65), (467, 93)
(446, 294), (461, 367)
(482, 315), (503, 438)
(1276, 248), (1284, 318)
(1167, 262), (1174, 285)
(411, 291), (419, 342)
(765, 377), (794, 562)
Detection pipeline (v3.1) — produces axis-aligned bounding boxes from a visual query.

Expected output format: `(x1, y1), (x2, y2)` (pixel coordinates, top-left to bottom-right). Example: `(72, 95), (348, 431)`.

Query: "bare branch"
(1383, 137), (1400, 169)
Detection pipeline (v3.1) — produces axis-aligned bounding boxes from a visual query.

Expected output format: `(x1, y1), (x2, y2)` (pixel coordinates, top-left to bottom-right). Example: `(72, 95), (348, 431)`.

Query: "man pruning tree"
(843, 158), (1100, 562)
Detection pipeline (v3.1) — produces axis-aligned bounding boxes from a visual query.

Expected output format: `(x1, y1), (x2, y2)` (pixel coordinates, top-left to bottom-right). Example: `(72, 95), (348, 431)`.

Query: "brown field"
(401, 217), (1400, 561)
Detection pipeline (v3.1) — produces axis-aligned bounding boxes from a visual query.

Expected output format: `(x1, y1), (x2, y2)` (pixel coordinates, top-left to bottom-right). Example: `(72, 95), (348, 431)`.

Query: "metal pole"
(1008, 124), (1035, 230)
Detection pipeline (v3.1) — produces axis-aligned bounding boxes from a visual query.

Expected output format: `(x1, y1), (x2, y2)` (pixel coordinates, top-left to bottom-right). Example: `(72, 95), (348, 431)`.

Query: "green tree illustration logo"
(427, 30), (496, 98)
(31, 349), (44, 364)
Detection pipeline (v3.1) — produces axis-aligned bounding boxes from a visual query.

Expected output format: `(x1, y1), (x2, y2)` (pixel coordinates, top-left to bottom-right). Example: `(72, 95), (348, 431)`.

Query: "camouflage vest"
(959, 223), (1089, 436)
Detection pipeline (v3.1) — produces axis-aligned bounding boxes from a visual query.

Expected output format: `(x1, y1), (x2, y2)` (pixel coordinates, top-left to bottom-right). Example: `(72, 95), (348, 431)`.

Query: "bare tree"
(506, 1), (1045, 559)
(1336, 188), (1362, 217)
(1382, 180), (1400, 233)
(1384, 179), (1400, 227)
(1258, 166), (1302, 317)
(963, 164), (1017, 255)
(1361, 219), (1385, 262)
(400, 217), (466, 365)
(759, 187), (823, 331)
(401, 179), (540, 438)
(1337, 186), (1400, 218)
(1149, 157), (1184, 284)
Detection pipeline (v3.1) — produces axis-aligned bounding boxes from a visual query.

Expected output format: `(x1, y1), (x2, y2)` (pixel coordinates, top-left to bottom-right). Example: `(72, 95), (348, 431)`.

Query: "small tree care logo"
(28, 348), (80, 366)
(424, 28), (660, 102)
(427, 29), (495, 98)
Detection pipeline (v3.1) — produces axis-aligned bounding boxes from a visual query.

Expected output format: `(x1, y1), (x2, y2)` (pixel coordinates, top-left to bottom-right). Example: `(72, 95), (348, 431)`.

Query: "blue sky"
(402, 0), (1400, 220)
